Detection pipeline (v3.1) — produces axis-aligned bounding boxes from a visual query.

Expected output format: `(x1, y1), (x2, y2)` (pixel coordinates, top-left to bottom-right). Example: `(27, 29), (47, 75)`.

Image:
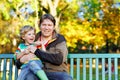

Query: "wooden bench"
(0, 53), (120, 80)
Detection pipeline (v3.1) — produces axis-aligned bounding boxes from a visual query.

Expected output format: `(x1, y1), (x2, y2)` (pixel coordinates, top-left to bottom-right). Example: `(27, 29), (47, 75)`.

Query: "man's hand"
(33, 41), (42, 46)
(20, 53), (35, 63)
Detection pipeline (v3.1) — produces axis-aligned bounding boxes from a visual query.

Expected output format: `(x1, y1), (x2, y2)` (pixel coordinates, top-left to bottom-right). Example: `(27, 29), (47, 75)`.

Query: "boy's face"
(22, 30), (35, 45)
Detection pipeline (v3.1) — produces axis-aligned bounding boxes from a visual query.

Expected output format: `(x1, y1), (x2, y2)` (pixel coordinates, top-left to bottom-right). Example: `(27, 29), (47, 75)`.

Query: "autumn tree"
(0, 0), (37, 53)
(0, 0), (119, 53)
(0, 0), (70, 53)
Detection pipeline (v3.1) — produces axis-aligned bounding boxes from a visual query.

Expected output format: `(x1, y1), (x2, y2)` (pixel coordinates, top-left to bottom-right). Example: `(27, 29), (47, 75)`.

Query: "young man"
(15, 14), (73, 80)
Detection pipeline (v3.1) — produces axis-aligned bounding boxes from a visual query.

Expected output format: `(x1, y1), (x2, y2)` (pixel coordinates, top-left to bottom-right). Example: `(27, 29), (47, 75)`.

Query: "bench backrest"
(0, 53), (120, 80)
(68, 53), (120, 80)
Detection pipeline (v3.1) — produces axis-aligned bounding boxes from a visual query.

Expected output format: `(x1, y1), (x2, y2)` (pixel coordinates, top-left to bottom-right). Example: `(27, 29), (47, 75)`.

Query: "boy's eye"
(28, 34), (31, 35)
(28, 33), (35, 36)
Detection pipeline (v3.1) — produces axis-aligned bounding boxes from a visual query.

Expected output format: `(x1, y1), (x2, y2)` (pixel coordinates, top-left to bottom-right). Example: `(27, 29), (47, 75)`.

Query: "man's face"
(40, 19), (55, 37)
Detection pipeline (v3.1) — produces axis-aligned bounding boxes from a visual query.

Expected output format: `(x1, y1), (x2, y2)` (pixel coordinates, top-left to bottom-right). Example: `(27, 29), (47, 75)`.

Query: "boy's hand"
(27, 45), (37, 53)
(22, 49), (29, 54)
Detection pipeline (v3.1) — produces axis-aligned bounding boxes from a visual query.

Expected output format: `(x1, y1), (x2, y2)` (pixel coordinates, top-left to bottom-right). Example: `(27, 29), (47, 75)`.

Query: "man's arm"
(34, 49), (63, 66)
(15, 59), (22, 69)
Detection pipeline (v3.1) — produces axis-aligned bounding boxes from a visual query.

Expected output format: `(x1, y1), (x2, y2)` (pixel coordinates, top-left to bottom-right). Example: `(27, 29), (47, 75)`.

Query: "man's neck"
(41, 35), (52, 40)
(41, 35), (52, 43)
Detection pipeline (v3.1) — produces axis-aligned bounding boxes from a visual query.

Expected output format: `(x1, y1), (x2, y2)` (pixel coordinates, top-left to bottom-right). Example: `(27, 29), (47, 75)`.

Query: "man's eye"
(42, 24), (46, 26)
(48, 24), (52, 26)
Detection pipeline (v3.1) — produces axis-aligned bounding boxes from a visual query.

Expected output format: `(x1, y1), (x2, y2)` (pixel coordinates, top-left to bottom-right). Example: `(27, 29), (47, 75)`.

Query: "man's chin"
(43, 35), (50, 37)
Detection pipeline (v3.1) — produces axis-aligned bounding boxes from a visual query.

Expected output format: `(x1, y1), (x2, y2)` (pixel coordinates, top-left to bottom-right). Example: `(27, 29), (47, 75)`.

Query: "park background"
(0, 0), (120, 54)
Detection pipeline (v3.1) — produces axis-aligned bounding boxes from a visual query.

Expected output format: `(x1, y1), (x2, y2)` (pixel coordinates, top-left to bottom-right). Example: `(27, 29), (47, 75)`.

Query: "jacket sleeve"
(34, 49), (63, 66)
(14, 59), (23, 69)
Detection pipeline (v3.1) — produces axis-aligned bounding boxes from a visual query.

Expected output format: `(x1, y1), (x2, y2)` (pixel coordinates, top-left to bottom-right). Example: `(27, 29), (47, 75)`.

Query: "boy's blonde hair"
(20, 25), (36, 39)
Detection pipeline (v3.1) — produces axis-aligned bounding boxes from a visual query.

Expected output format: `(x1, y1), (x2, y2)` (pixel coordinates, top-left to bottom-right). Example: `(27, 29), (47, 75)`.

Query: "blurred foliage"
(60, 0), (120, 53)
(0, 0), (120, 53)
(0, 0), (38, 53)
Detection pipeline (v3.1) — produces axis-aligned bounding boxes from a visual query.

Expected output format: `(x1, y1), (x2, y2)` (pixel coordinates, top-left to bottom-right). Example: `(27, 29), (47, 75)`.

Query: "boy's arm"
(16, 51), (25, 60)
(16, 49), (29, 60)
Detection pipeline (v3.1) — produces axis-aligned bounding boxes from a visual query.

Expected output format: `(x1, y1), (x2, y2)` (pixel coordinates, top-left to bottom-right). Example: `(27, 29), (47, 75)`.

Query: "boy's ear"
(21, 35), (25, 40)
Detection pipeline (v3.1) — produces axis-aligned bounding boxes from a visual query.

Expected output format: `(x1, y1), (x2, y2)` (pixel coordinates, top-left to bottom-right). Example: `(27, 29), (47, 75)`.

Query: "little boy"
(15, 25), (48, 80)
